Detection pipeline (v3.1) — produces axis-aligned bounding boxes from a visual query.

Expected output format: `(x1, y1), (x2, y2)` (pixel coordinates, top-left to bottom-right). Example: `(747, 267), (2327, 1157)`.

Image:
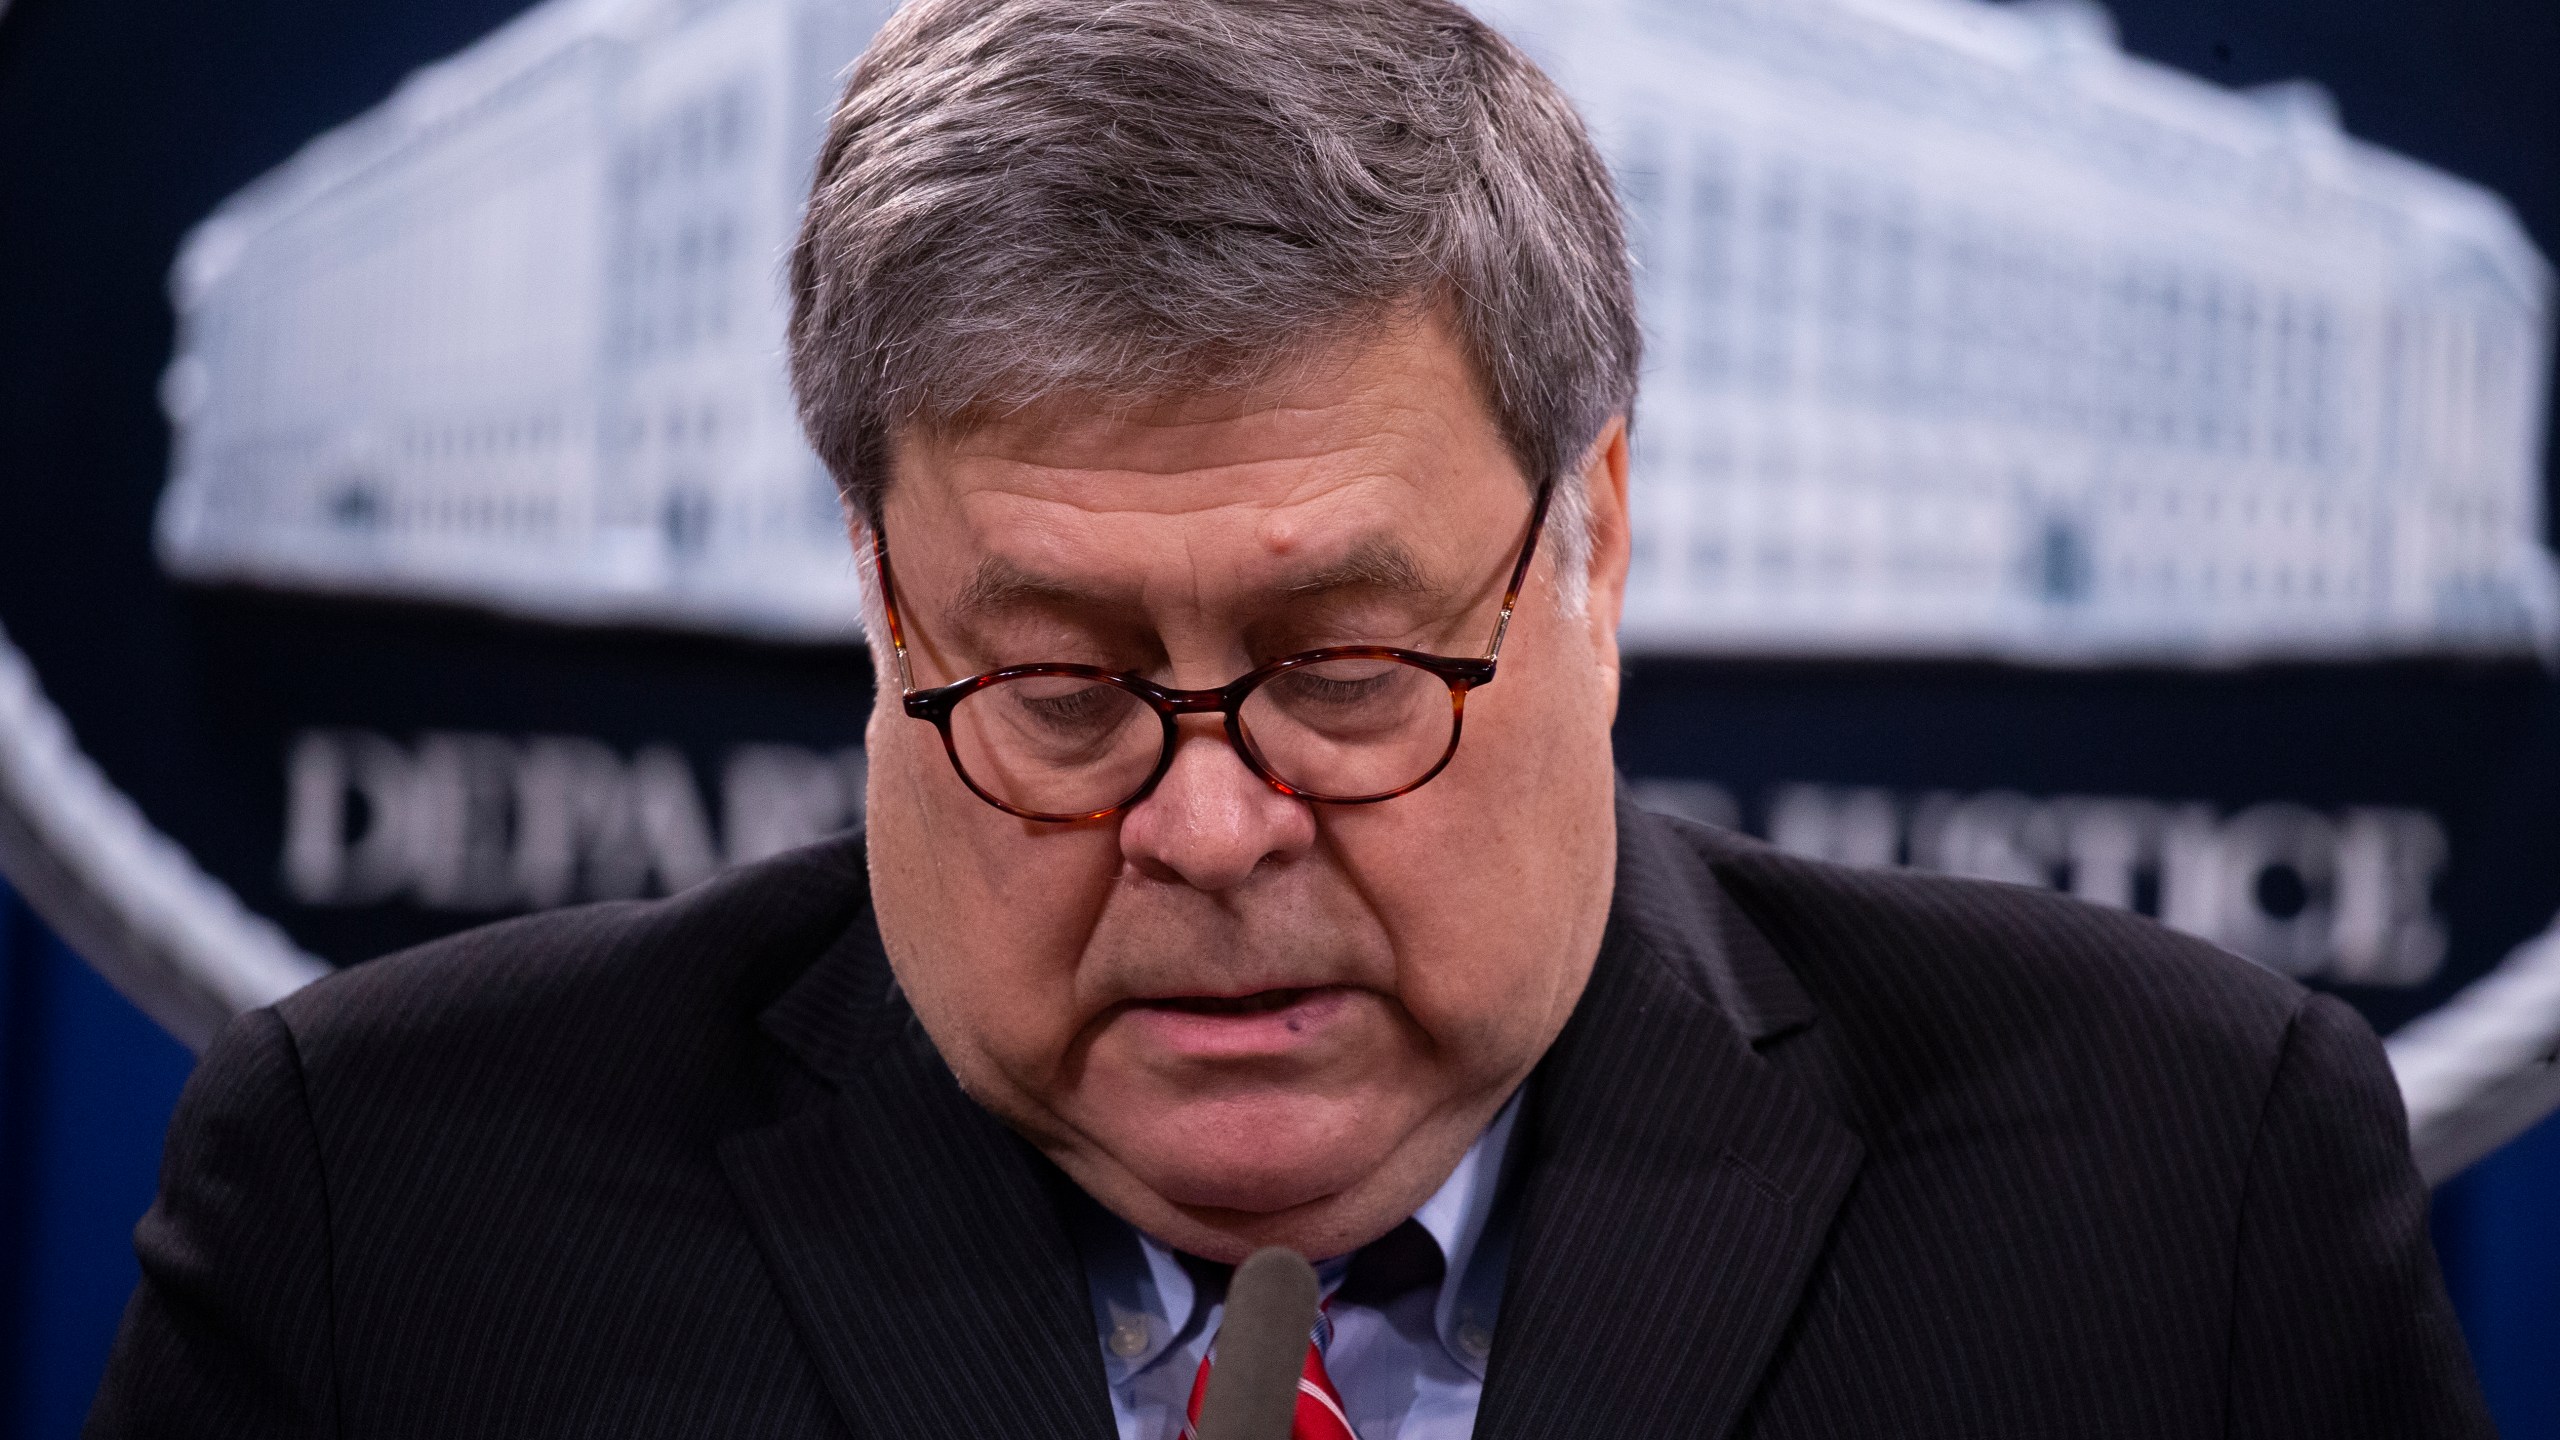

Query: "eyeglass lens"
(942, 655), (1459, 818)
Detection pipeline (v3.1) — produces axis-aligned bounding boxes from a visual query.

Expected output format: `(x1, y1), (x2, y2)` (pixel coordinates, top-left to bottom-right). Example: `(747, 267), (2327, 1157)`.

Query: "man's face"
(864, 319), (1630, 1261)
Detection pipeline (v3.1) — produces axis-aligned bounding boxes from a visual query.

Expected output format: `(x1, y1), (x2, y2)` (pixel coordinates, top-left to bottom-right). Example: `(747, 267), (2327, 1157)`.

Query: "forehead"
(882, 322), (1526, 598)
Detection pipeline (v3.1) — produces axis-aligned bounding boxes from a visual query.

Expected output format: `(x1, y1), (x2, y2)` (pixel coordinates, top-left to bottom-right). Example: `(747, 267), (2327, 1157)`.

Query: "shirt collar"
(1416, 1088), (1521, 1379)
(1076, 1087), (1526, 1387)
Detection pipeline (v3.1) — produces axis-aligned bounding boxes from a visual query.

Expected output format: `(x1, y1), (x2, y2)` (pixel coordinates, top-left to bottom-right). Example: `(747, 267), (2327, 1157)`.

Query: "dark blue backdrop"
(2, 884), (193, 1438)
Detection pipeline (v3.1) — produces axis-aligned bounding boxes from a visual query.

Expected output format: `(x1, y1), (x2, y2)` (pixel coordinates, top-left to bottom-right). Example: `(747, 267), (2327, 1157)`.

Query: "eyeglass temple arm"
(868, 519), (920, 695)
(1483, 476), (1559, 663)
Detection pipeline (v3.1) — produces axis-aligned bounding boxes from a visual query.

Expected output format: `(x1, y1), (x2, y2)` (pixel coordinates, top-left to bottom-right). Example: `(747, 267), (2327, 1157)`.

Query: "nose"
(1116, 717), (1316, 890)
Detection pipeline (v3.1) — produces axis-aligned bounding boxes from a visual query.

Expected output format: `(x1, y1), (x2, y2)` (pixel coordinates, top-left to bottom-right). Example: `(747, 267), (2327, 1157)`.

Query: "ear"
(1578, 415), (1633, 709)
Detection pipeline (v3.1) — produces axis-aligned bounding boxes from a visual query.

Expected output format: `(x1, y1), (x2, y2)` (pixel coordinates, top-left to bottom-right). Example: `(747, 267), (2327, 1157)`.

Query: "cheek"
(866, 708), (1121, 1074)
(1319, 789), (1581, 1062)
(1392, 924), (1573, 1062)
(1319, 627), (1615, 1066)
(866, 698), (954, 828)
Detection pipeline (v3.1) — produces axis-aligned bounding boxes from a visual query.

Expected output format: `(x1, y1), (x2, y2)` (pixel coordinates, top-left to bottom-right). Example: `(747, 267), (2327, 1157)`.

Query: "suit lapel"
(719, 911), (1117, 1440)
(715, 802), (1857, 1439)
(1475, 799), (1865, 1440)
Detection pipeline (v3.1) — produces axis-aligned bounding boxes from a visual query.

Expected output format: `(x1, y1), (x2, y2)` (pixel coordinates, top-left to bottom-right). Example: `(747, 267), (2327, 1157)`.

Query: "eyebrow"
(1279, 537), (1433, 601)
(946, 535), (1436, 620)
(949, 557), (1091, 619)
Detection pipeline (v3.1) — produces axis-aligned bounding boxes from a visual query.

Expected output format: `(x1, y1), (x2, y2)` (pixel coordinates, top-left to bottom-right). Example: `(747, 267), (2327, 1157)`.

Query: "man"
(93, 0), (2490, 1435)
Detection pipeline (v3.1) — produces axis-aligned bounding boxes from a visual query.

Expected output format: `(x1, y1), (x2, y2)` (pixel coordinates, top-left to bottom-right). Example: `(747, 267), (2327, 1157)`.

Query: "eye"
(1007, 678), (1130, 735)
(1248, 656), (1437, 741)
(1268, 665), (1399, 709)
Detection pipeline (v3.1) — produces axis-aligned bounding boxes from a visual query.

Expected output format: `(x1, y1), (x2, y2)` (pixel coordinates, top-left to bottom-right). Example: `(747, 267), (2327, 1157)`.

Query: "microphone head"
(1193, 1247), (1321, 1440)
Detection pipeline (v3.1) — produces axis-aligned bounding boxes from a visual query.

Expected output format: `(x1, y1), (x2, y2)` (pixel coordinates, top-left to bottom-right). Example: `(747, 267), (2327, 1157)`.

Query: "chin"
(1121, 1100), (1394, 1216)
(1151, 1159), (1343, 1214)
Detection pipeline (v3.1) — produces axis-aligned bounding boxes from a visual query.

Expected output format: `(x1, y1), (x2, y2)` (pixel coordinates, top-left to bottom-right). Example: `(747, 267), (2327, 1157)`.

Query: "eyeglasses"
(869, 476), (1555, 823)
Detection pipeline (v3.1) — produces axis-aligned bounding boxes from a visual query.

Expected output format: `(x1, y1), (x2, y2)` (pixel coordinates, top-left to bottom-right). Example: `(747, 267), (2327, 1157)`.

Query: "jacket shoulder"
(269, 831), (873, 1100)
(1665, 818), (2315, 1133)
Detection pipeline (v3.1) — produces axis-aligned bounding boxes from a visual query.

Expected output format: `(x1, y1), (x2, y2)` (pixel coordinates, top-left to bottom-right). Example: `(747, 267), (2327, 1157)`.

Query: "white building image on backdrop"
(155, 0), (2556, 661)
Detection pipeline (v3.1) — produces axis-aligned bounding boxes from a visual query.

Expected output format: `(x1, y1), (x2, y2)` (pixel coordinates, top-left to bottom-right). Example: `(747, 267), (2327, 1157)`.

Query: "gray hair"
(788, 0), (1640, 591)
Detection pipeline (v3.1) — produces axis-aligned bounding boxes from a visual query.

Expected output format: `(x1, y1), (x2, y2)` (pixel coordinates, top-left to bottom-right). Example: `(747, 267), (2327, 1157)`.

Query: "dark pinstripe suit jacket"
(91, 794), (2491, 1437)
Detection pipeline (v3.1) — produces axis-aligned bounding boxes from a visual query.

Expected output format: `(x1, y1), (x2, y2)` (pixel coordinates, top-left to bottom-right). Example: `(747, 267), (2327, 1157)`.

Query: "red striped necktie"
(1177, 1302), (1360, 1440)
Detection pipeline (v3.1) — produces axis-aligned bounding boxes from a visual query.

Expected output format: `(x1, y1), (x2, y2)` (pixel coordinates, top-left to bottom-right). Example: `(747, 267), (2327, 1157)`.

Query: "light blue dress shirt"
(1073, 1092), (1522, 1440)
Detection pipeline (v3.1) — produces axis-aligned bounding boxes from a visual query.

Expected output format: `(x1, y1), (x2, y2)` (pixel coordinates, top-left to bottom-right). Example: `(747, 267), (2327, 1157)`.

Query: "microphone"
(1194, 1247), (1320, 1440)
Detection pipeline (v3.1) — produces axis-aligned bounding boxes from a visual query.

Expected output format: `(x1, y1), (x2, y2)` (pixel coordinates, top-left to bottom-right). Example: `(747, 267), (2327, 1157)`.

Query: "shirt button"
(1458, 1320), (1494, 1359)
(1110, 1318), (1150, 1359)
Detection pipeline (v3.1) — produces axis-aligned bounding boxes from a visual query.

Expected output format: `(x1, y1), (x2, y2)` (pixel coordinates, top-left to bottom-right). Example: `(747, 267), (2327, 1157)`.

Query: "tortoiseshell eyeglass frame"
(867, 475), (1558, 824)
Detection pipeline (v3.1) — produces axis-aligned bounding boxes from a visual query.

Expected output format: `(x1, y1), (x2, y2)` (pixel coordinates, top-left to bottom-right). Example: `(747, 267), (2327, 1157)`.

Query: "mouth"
(1147, 987), (1322, 1016)
(1121, 984), (1361, 1057)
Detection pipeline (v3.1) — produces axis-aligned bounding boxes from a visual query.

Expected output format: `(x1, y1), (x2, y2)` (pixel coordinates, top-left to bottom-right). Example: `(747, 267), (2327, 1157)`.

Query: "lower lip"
(1123, 986), (1361, 1057)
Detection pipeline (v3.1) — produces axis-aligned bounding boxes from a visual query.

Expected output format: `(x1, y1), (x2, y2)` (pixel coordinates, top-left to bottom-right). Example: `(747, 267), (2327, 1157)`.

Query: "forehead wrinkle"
(932, 391), (1465, 500)
(944, 530), (1444, 627)
(953, 452), (1419, 522)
